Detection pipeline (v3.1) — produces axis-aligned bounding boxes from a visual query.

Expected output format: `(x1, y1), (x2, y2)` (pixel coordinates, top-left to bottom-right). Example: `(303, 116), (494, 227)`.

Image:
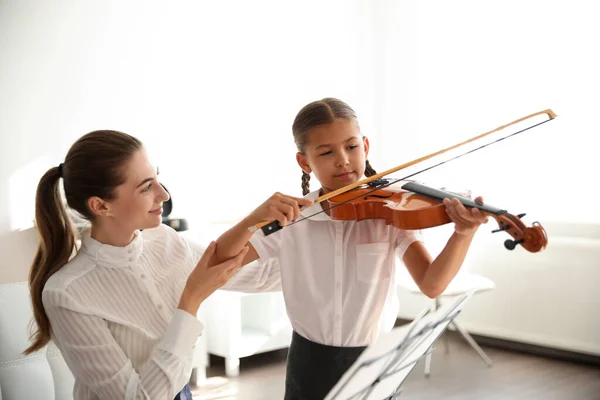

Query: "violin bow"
(249, 108), (557, 234)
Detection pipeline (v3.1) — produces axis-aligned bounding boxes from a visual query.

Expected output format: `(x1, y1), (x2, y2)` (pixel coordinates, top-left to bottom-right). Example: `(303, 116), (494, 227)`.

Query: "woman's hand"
(178, 241), (249, 315)
(245, 192), (314, 228)
(443, 196), (489, 236)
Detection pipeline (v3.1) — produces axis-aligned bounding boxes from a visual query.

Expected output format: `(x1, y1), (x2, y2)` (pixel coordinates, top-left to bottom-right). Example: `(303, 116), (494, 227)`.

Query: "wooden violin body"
(326, 179), (453, 230)
(326, 178), (547, 253)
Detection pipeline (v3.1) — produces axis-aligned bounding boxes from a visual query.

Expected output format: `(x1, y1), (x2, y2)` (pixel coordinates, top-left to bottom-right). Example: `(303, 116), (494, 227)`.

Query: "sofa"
(0, 281), (75, 399)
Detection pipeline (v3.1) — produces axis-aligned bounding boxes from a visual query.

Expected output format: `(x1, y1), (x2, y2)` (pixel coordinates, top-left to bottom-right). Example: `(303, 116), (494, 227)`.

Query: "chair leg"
(443, 328), (450, 354)
(450, 320), (492, 367)
(424, 346), (433, 377)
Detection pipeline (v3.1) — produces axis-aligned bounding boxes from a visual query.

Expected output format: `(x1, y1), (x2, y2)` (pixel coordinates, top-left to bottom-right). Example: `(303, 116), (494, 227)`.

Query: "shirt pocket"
(355, 242), (391, 283)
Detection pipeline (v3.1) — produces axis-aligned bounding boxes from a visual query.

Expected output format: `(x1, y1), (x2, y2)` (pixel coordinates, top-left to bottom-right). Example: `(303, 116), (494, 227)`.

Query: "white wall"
(377, 0), (600, 356)
(374, 0), (599, 225)
(0, 0), (380, 282)
(397, 220), (600, 356)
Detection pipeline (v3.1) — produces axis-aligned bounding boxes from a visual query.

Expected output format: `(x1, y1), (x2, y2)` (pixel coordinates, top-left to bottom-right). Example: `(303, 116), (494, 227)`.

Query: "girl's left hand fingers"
(453, 199), (472, 219)
(470, 207), (489, 223)
(447, 198), (471, 224)
(445, 199), (466, 224)
(445, 198), (487, 227)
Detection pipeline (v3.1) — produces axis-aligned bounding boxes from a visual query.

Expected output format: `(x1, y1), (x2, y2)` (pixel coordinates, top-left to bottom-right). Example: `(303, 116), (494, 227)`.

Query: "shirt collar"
(80, 228), (144, 268)
(300, 189), (333, 222)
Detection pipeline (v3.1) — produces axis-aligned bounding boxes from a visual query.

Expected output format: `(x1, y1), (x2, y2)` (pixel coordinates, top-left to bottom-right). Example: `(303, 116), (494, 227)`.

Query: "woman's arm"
(43, 290), (201, 400)
(402, 196), (489, 298)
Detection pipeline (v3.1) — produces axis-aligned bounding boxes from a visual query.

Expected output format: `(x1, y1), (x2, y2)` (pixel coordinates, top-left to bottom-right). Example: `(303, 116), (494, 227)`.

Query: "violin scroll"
(491, 213), (547, 252)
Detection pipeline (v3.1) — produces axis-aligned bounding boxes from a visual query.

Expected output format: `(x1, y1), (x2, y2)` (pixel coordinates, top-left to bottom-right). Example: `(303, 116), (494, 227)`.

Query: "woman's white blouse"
(43, 223), (280, 400)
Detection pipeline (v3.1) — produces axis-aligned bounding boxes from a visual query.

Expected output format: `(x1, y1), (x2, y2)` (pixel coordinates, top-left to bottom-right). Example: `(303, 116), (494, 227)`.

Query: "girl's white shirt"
(43, 223), (280, 400)
(249, 189), (424, 347)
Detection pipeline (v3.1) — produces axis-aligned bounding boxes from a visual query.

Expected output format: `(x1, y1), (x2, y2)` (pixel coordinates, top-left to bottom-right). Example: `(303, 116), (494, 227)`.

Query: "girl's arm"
(214, 192), (313, 266)
(402, 196), (489, 298)
(182, 234), (283, 293)
(214, 215), (261, 266)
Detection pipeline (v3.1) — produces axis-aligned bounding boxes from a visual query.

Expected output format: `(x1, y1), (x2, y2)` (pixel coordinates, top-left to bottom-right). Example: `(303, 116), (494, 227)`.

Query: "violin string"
(280, 117), (553, 228)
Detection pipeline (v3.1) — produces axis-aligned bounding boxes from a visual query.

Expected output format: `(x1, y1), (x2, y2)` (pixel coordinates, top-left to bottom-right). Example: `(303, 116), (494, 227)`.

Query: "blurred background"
(1, 1), (598, 399)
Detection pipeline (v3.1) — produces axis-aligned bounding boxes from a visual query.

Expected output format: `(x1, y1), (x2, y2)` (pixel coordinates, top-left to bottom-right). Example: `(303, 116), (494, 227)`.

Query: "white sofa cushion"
(0, 282), (74, 400)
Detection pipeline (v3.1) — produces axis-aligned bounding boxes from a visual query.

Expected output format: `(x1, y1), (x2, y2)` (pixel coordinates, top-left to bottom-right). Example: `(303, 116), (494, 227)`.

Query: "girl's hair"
(292, 97), (377, 195)
(23, 130), (142, 355)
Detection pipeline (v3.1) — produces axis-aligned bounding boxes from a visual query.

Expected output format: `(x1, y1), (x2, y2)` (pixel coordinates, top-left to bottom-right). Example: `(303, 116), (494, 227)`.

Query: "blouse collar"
(80, 228), (144, 268)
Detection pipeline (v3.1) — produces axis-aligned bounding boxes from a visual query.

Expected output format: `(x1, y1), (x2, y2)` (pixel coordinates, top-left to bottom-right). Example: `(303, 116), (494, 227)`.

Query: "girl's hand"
(246, 192), (314, 228)
(443, 196), (489, 236)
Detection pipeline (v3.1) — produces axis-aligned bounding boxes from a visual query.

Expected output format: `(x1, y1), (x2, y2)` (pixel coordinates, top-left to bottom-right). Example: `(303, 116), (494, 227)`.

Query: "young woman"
(24, 129), (298, 399)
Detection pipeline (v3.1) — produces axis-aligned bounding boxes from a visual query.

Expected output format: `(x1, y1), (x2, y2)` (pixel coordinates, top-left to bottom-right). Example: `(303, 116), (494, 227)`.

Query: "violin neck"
(401, 181), (506, 216)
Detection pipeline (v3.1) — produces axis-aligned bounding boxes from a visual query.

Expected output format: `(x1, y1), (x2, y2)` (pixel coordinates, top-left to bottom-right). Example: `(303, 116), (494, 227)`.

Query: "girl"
(23, 130), (295, 400)
(213, 97), (489, 399)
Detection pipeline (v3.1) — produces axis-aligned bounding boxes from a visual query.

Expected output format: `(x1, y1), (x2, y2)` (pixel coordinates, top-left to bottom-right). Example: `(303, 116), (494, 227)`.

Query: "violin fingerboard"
(401, 181), (506, 215)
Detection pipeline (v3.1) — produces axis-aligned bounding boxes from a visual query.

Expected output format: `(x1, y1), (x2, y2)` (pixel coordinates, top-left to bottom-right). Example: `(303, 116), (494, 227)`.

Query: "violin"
(251, 108), (556, 253)
(325, 178), (547, 252)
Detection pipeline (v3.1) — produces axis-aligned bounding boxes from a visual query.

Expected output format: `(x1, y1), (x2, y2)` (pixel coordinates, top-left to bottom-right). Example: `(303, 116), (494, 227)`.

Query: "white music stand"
(325, 290), (475, 400)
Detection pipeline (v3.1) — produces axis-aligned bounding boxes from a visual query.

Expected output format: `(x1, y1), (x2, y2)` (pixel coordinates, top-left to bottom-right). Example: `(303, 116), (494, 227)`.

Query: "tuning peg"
(517, 213), (526, 218)
(492, 225), (510, 233)
(504, 238), (524, 250)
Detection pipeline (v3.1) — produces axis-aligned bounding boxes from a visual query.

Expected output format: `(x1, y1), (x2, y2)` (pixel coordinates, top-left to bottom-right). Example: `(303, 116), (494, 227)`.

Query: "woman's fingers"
(214, 246), (249, 274)
(195, 240), (217, 269)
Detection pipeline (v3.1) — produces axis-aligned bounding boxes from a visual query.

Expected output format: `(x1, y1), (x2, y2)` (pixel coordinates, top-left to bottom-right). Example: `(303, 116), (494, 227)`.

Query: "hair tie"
(57, 163), (64, 177)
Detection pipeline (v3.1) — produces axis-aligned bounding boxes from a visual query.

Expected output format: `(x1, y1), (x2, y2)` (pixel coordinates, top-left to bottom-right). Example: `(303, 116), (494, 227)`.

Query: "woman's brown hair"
(292, 97), (377, 195)
(23, 130), (142, 355)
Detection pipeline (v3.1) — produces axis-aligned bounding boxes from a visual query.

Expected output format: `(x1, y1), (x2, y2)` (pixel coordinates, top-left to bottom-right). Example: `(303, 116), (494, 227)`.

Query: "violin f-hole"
(364, 193), (394, 200)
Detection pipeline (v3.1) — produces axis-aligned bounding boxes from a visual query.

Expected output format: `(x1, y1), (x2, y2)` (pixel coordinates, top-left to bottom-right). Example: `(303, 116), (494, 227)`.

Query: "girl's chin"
(322, 183), (358, 195)
(332, 177), (360, 188)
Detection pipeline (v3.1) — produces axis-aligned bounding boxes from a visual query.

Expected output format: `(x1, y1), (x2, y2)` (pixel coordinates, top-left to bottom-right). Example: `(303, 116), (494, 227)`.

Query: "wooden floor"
(192, 330), (600, 400)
